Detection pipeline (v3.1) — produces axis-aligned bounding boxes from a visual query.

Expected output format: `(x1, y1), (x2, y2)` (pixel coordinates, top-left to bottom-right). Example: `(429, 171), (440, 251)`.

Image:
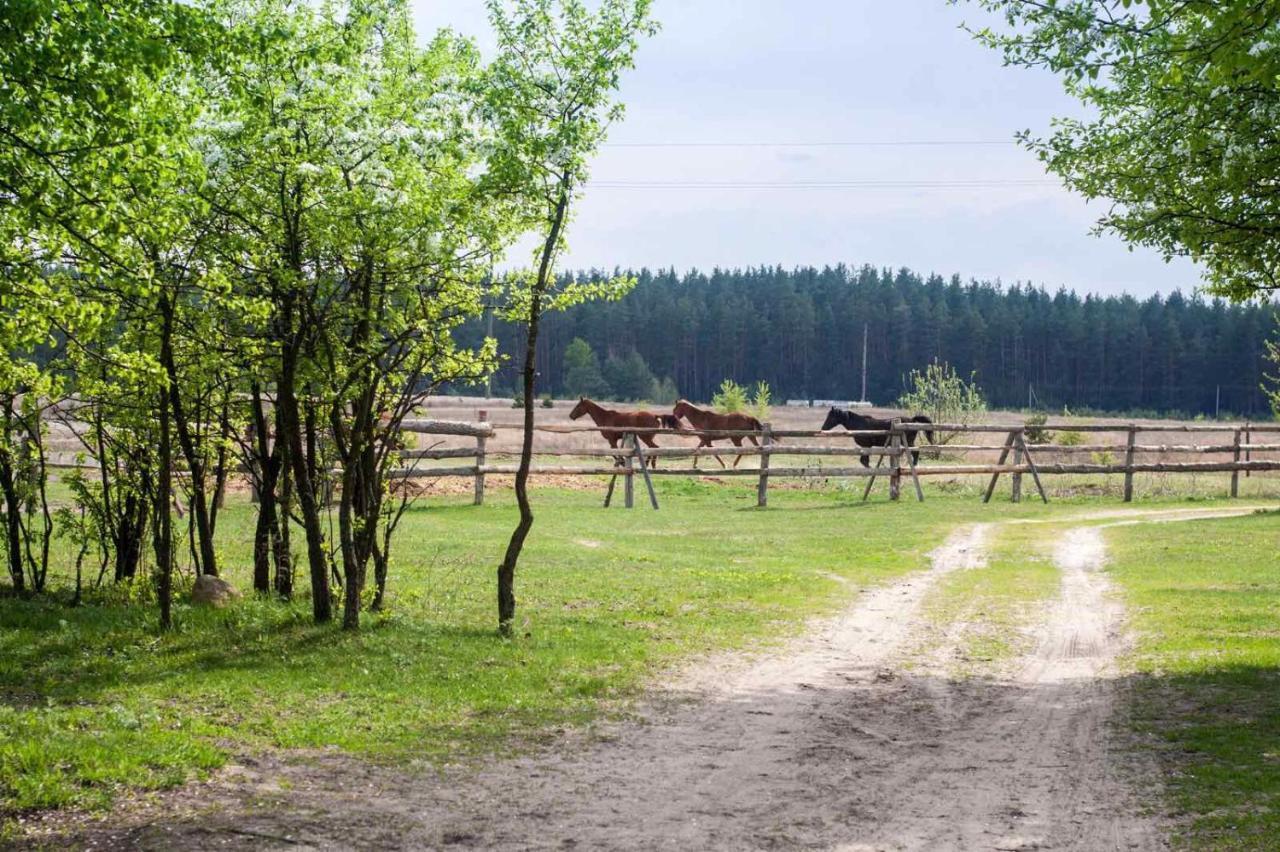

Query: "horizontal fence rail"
(387, 415), (1279, 508)
(38, 408), (1280, 510)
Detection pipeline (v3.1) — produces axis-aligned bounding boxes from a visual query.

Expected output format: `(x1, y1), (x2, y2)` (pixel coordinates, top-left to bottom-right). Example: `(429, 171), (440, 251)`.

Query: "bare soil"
(38, 505), (1264, 852)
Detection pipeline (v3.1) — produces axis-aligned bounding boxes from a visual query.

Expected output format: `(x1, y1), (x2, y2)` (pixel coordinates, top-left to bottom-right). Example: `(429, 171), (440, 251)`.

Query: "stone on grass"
(191, 574), (241, 608)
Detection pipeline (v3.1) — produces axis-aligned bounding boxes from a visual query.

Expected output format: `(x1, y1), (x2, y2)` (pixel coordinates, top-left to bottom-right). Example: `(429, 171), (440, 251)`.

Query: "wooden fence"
(397, 414), (1280, 509)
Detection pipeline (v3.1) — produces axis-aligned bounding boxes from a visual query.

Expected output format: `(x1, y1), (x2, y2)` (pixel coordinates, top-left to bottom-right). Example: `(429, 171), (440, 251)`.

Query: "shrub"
(1058, 430), (1084, 446)
(896, 360), (986, 444)
(712, 379), (771, 421)
(712, 379), (749, 414)
(1024, 412), (1054, 445)
(540, 394), (554, 409)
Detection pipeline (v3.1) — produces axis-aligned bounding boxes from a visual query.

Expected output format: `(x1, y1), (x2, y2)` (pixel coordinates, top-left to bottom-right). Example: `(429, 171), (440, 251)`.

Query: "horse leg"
(642, 434), (659, 469)
(608, 436), (624, 468)
(731, 436), (746, 468)
(711, 440), (727, 469)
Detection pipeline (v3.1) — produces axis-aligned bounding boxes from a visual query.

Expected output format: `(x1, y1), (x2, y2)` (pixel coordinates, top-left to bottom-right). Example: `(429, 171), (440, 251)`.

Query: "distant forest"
(456, 265), (1278, 417)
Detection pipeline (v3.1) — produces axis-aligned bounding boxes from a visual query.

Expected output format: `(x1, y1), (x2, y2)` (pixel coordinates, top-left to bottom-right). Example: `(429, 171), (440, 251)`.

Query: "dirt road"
(59, 507), (1263, 851)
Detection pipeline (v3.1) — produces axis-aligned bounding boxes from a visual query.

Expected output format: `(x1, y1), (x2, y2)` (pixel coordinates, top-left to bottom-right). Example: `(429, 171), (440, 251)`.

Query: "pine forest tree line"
(458, 264), (1276, 418)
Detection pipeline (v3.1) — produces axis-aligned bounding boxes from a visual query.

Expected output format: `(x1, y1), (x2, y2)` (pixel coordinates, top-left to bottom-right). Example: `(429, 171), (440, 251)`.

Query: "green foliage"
(962, 1), (1280, 302)
(1057, 430), (1085, 447)
(1024, 412), (1054, 445)
(711, 379), (771, 419)
(603, 350), (655, 401)
(648, 376), (679, 406)
(540, 394), (554, 409)
(562, 338), (610, 398)
(896, 360), (986, 441)
(484, 266), (1272, 419)
(712, 379), (749, 414)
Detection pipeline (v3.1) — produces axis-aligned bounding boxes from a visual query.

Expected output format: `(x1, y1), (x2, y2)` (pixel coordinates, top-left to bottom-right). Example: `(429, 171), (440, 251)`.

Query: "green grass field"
(2, 473), (1278, 846)
(0, 481), (1011, 821)
(1104, 512), (1280, 850)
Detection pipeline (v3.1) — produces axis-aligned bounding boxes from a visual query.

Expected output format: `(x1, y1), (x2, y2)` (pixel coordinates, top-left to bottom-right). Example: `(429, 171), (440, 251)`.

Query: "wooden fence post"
(472, 410), (488, 506)
(1011, 438), (1023, 503)
(1231, 427), (1241, 498)
(623, 432), (635, 509)
(1245, 422), (1252, 478)
(889, 422), (901, 502)
(1123, 425), (1137, 503)
(756, 422), (772, 507)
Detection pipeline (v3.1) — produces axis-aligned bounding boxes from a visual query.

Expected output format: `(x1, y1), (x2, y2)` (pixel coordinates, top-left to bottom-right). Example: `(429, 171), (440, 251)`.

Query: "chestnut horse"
(569, 397), (662, 468)
(671, 399), (764, 468)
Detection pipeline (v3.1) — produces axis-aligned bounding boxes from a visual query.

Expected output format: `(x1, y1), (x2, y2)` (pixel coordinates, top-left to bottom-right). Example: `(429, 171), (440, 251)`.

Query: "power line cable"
(602, 139), (1018, 148)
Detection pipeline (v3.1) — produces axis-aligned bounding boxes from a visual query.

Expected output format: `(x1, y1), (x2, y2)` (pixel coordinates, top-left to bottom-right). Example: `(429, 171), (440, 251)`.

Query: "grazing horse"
(671, 399), (764, 468)
(569, 397), (661, 468)
(820, 407), (935, 468)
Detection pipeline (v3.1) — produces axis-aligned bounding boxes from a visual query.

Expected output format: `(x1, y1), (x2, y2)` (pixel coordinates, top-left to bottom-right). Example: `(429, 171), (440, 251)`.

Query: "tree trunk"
(280, 346), (331, 623)
(497, 183), (570, 636)
(156, 301), (175, 631)
(249, 385), (280, 594)
(156, 290), (218, 578)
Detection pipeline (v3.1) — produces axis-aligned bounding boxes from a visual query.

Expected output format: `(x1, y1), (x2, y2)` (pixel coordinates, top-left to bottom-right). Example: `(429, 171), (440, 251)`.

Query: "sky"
(409, 0), (1202, 298)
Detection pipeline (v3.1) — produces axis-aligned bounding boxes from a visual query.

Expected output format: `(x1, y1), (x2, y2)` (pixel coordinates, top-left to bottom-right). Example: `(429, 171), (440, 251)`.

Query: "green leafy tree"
(897, 359), (986, 444)
(486, 0), (656, 636)
(712, 378), (749, 414)
(604, 349), (655, 401)
(961, 1), (1280, 300)
(562, 337), (611, 397)
(648, 376), (679, 405)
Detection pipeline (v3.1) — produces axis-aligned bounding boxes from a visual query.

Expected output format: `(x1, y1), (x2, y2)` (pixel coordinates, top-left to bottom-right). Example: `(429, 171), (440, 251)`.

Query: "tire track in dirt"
(51, 507), (1267, 851)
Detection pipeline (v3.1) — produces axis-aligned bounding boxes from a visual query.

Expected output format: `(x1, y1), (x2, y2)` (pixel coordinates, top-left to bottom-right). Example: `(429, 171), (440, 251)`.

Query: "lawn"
(1105, 512), (1280, 850)
(1, 480), (1005, 823)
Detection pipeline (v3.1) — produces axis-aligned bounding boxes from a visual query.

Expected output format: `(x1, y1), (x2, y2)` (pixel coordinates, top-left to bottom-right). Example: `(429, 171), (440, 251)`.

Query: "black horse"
(820, 407), (935, 467)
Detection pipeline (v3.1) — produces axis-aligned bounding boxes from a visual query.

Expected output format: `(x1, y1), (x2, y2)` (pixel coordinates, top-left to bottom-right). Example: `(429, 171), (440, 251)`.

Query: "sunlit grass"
(1106, 512), (1280, 850)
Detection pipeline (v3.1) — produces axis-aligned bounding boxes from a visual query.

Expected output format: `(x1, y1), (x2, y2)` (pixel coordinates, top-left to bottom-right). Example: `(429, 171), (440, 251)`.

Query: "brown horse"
(671, 399), (764, 468)
(569, 397), (661, 468)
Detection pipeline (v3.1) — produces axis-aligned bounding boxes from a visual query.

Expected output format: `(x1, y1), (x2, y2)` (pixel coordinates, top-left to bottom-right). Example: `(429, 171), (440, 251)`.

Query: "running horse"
(569, 397), (662, 468)
(819, 407), (935, 468)
(671, 399), (765, 468)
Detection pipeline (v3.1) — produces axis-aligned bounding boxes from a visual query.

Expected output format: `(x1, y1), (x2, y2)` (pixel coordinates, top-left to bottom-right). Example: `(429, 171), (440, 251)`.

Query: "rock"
(191, 574), (241, 607)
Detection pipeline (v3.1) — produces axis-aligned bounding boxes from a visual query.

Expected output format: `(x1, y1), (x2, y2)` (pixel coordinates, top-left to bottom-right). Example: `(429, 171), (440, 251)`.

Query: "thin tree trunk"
(497, 183), (569, 636)
(280, 346), (331, 623)
(156, 301), (175, 631)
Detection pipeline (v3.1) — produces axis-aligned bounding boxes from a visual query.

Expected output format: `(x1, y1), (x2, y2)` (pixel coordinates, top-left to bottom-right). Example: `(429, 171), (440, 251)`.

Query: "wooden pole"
(623, 432), (635, 509)
(905, 435), (924, 502)
(983, 431), (1015, 503)
(633, 439), (659, 510)
(1245, 422), (1252, 478)
(1011, 437), (1023, 503)
(1123, 425), (1137, 503)
(473, 410), (488, 506)
(1231, 428), (1242, 498)
(1016, 433), (1048, 504)
(889, 423), (901, 502)
(861, 450), (885, 501)
(603, 474), (617, 507)
(757, 422), (772, 507)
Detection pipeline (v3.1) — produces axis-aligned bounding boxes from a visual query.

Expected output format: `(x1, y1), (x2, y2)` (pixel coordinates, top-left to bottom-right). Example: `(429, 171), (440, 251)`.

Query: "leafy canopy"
(961, 1), (1280, 300)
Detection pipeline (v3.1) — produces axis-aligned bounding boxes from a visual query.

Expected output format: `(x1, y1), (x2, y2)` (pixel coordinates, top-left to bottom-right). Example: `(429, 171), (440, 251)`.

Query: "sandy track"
(56, 508), (1266, 851)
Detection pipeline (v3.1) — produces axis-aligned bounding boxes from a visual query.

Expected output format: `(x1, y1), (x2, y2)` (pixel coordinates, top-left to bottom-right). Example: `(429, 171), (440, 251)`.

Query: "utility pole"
(484, 304), (494, 399)
(860, 322), (868, 403)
